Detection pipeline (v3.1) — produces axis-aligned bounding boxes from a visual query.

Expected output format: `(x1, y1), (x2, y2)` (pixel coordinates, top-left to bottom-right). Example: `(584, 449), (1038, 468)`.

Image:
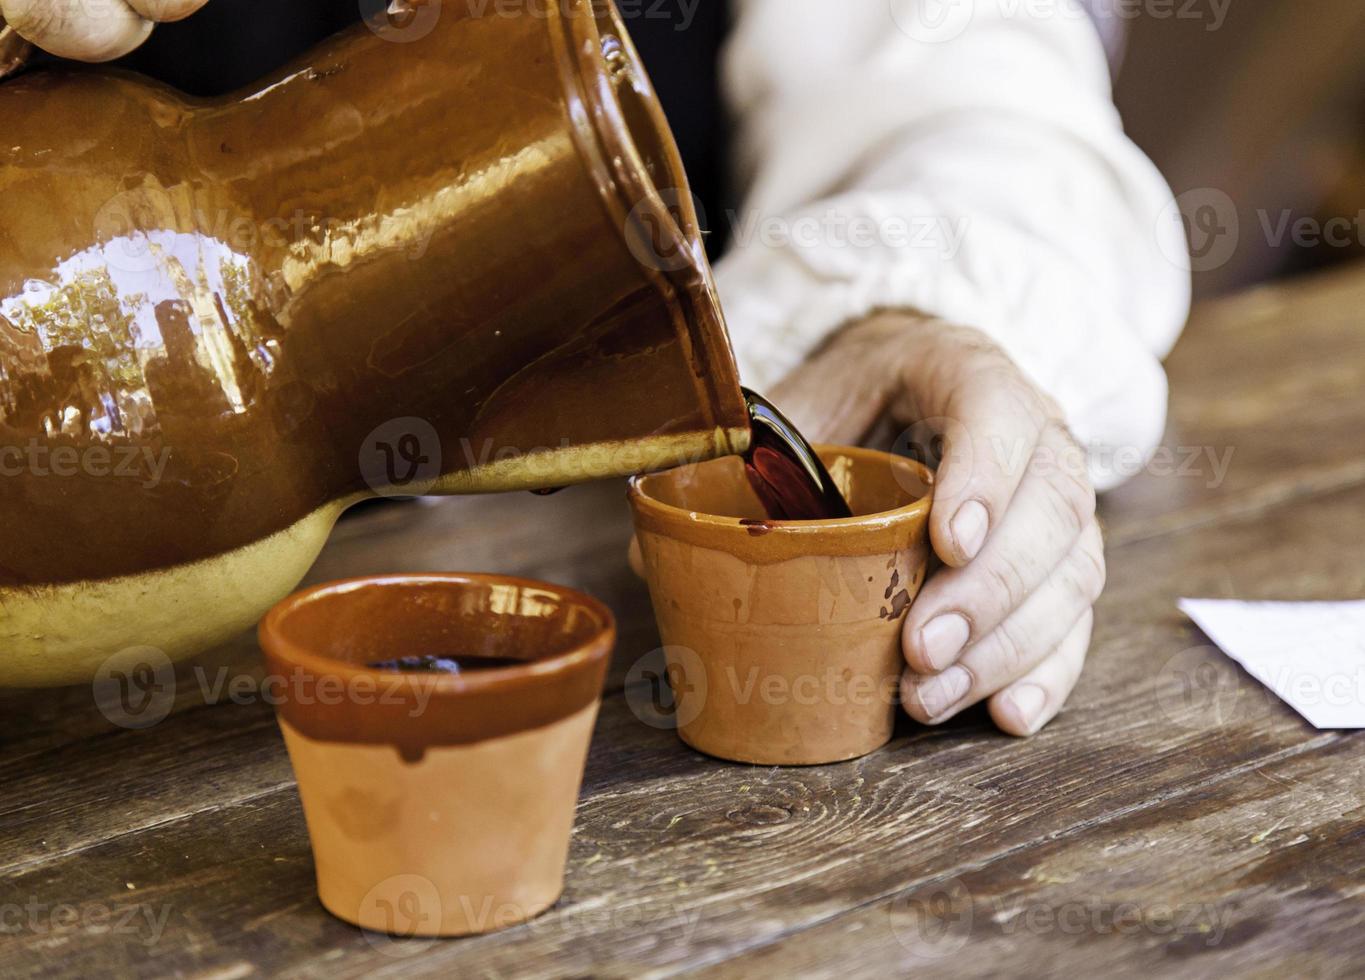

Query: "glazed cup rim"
(257, 572), (615, 698)
(628, 443), (934, 535)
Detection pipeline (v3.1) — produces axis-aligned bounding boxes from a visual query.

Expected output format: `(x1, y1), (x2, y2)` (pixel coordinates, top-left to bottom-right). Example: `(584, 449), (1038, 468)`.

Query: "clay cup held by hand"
(629, 446), (933, 766)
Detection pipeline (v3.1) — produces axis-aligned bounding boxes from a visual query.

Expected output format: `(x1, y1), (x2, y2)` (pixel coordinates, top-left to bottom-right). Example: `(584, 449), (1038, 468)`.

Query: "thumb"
(888, 325), (1051, 568)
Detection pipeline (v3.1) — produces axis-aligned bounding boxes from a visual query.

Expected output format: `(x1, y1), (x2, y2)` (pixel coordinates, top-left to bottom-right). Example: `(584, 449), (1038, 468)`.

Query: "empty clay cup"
(258, 574), (613, 936)
(629, 446), (933, 766)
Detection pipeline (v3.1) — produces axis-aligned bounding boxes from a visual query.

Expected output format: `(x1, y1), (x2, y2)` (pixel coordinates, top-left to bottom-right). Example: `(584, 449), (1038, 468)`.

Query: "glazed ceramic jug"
(0, 1), (748, 686)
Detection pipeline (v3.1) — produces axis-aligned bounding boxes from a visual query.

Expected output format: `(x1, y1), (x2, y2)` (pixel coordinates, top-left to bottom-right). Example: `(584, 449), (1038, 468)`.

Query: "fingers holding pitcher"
(0, 0), (210, 62)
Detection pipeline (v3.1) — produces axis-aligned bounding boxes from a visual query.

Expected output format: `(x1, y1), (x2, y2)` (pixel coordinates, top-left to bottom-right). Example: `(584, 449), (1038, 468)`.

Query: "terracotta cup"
(629, 446), (933, 766)
(258, 574), (613, 937)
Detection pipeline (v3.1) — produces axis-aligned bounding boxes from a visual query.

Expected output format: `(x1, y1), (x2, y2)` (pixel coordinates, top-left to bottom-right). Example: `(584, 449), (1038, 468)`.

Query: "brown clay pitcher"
(0, 1), (747, 686)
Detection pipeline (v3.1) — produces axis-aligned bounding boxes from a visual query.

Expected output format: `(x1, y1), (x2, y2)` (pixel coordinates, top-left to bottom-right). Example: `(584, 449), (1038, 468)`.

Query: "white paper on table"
(1178, 599), (1365, 729)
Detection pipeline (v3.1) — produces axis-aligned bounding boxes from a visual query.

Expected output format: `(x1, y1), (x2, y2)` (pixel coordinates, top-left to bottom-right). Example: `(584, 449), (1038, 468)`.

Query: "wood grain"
(702, 737), (1365, 979)
(3, 472), (1362, 976)
(1102, 262), (1365, 546)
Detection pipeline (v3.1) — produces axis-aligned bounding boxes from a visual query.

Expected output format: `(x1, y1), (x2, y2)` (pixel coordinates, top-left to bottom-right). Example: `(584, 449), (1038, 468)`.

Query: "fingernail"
(950, 500), (989, 562)
(915, 665), (972, 720)
(1006, 684), (1048, 733)
(918, 613), (971, 672)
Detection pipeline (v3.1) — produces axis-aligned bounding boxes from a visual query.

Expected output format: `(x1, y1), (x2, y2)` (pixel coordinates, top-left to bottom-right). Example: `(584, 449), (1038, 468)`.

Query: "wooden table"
(3, 264), (1364, 978)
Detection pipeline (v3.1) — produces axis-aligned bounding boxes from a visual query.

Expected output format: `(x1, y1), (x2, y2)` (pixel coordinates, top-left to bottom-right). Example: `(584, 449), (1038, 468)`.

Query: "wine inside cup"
(740, 388), (853, 521)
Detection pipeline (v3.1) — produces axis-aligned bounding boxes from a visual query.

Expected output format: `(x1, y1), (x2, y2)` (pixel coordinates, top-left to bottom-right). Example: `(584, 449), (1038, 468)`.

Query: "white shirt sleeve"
(714, 0), (1192, 491)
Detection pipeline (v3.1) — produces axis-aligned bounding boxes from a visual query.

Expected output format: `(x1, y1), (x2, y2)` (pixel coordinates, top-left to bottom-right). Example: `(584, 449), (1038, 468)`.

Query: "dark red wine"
(368, 654), (512, 674)
(742, 388), (853, 521)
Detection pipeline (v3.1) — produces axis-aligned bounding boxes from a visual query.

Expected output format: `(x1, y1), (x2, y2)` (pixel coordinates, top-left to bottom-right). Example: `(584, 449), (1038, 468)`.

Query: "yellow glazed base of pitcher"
(0, 429), (747, 688)
(0, 505), (343, 689)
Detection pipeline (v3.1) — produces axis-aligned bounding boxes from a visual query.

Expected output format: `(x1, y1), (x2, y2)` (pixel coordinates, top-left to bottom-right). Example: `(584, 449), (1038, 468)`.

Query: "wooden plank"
(700, 736), (1365, 979)
(1102, 263), (1365, 546)
(3, 471), (1361, 977)
(0, 691), (1337, 978)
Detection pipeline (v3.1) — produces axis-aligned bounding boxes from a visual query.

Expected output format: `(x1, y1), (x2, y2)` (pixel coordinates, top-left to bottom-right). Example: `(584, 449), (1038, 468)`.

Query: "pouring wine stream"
(740, 388), (853, 522)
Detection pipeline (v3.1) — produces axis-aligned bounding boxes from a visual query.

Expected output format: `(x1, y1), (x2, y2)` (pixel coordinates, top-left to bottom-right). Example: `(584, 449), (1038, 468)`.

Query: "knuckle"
(976, 359), (1030, 401)
(61, 0), (102, 32)
(1069, 609), (1097, 659)
(1045, 444), (1097, 532)
(939, 323), (998, 356)
(6, 0), (57, 37)
(982, 554), (1032, 620)
(1084, 553), (1107, 604)
(899, 674), (933, 722)
(989, 618), (1033, 679)
(1015, 376), (1051, 417)
(1036, 388), (1066, 420)
(936, 350), (1047, 421)
(1038, 484), (1084, 542)
(932, 329), (1014, 391)
(1078, 527), (1108, 600)
(994, 366), (1049, 418)
(1066, 473), (1098, 530)
(1065, 542), (1106, 607)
